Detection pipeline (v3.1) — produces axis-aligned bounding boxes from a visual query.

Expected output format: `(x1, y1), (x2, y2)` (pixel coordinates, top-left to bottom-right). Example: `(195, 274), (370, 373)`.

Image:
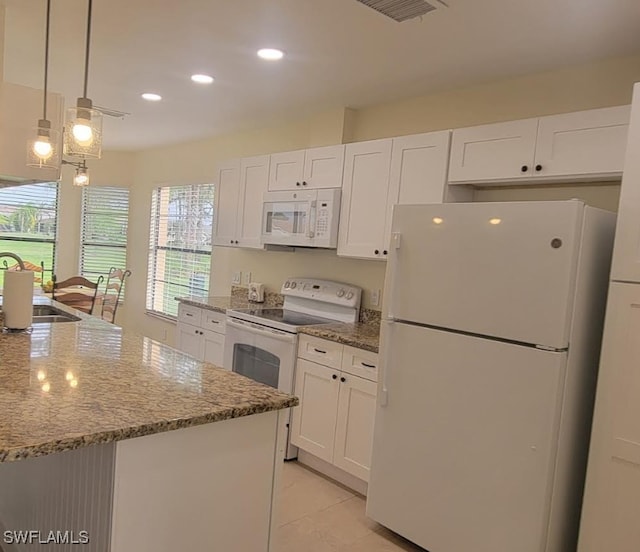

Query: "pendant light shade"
(27, 119), (61, 169)
(72, 162), (90, 187)
(27, 0), (61, 171)
(64, 0), (102, 159)
(64, 97), (102, 158)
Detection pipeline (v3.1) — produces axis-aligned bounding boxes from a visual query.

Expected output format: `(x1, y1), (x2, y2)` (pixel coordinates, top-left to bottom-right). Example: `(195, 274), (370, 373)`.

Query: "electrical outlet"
(243, 271), (252, 285)
(371, 289), (381, 307)
(232, 271), (242, 285)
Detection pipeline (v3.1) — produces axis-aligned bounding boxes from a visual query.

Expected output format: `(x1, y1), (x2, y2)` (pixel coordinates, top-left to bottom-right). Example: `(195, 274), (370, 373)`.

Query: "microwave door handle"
(308, 200), (317, 239)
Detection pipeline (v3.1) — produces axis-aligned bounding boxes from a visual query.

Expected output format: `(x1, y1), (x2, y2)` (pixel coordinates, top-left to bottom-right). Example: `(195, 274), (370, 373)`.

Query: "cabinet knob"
(230, 239), (233, 244)
(374, 249), (380, 255)
(340, 376), (346, 383)
(383, 250), (388, 255)
(332, 374), (338, 380)
(302, 181), (308, 186)
(296, 182), (301, 186)
(521, 165), (529, 173)
(235, 240), (239, 244)
(535, 164), (543, 172)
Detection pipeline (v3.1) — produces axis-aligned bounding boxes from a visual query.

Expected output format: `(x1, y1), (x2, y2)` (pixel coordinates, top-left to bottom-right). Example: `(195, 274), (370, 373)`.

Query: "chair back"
(52, 275), (104, 315)
(101, 267), (131, 324)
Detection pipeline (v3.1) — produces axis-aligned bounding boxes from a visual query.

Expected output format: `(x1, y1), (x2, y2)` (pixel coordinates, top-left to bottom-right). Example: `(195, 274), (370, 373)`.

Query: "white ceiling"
(2, 0), (639, 151)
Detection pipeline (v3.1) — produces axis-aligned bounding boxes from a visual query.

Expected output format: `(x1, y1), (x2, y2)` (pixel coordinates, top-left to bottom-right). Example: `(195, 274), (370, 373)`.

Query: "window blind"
(80, 187), (129, 288)
(146, 184), (214, 318)
(0, 182), (58, 287)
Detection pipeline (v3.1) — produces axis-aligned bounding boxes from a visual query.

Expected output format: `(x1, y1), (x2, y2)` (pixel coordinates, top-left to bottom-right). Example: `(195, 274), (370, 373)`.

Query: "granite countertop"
(298, 321), (381, 353)
(0, 298), (297, 463)
(176, 294), (381, 352)
(175, 295), (251, 313)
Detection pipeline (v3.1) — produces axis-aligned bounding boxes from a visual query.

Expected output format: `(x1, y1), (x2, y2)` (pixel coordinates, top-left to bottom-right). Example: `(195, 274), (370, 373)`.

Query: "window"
(80, 186), (129, 284)
(0, 182), (58, 288)
(146, 184), (214, 318)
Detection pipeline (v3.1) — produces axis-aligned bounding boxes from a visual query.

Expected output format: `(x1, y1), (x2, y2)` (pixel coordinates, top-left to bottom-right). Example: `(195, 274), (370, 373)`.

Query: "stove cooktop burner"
(229, 308), (335, 328)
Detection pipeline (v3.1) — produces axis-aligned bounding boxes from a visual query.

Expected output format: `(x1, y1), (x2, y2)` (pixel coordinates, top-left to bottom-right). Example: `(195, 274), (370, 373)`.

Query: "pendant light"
(73, 161), (90, 186)
(64, 0), (102, 159)
(27, 0), (61, 169)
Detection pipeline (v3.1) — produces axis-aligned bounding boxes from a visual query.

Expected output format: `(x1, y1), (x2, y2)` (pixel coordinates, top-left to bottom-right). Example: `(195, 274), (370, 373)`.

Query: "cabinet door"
(448, 119), (538, 183)
(237, 155), (269, 249)
(268, 150), (305, 191)
(535, 105), (630, 179)
(333, 374), (377, 481)
(290, 358), (340, 462)
(202, 329), (225, 367)
(338, 139), (393, 260)
(606, 90), (640, 282)
(579, 283), (640, 552)
(176, 322), (203, 360)
(303, 145), (345, 189)
(213, 160), (241, 247)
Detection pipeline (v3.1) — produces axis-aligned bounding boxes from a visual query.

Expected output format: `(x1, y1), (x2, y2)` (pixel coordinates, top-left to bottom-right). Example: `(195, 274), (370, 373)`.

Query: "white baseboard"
(297, 450), (368, 496)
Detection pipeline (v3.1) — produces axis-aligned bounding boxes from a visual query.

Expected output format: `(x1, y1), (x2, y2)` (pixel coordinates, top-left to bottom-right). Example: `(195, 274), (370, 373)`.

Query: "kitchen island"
(0, 298), (297, 552)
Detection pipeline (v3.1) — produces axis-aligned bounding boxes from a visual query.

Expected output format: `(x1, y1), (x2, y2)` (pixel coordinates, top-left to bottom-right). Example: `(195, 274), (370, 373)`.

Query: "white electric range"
(224, 278), (362, 459)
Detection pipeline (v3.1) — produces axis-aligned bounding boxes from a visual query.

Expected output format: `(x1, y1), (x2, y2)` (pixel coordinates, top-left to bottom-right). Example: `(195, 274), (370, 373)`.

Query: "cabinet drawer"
(341, 345), (379, 382)
(202, 310), (226, 334)
(298, 335), (343, 369)
(177, 303), (202, 326)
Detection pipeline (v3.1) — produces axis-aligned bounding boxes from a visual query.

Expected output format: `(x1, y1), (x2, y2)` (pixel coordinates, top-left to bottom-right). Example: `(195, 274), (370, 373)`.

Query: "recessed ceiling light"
(257, 48), (284, 61)
(141, 93), (162, 101)
(191, 74), (214, 84)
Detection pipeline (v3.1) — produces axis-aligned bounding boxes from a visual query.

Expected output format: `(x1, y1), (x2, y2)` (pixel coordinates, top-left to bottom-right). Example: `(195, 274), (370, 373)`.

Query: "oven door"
(224, 317), (298, 459)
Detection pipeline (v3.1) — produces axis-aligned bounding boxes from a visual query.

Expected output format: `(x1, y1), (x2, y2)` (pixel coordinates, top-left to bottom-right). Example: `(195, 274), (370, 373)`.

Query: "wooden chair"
(52, 275), (104, 315)
(101, 267), (131, 324)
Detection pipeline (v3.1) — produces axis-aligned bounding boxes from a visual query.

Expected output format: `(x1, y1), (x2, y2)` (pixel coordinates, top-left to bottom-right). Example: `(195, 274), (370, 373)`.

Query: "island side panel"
(0, 443), (115, 552)
(110, 411), (283, 552)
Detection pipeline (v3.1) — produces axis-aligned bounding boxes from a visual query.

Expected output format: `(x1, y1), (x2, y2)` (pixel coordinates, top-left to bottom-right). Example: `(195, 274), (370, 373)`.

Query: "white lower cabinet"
(175, 303), (226, 366)
(291, 335), (378, 482)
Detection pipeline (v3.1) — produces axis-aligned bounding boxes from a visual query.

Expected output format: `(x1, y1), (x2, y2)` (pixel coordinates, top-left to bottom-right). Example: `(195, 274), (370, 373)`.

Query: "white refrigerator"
(366, 200), (616, 552)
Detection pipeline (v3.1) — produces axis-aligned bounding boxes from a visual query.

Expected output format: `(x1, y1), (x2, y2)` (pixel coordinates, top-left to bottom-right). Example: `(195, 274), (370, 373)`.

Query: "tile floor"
(276, 461), (425, 552)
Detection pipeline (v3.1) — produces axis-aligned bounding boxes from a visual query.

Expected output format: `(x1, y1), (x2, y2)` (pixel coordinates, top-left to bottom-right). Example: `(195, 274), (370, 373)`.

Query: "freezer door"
(386, 201), (583, 348)
(367, 322), (566, 552)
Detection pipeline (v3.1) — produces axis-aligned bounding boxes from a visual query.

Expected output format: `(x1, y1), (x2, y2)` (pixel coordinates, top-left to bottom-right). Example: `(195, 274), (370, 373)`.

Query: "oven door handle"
(226, 318), (297, 343)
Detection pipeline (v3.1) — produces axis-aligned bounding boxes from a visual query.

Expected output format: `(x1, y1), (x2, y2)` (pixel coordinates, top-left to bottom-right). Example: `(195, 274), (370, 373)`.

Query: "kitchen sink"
(32, 305), (81, 324)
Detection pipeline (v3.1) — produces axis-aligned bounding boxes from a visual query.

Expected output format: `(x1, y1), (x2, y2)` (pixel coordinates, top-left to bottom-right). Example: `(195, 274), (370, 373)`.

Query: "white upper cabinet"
(448, 118), (539, 183)
(611, 86), (640, 283)
(213, 156), (268, 249)
(0, 82), (64, 184)
(237, 155), (270, 249)
(268, 145), (344, 191)
(535, 105), (631, 179)
(213, 160), (240, 247)
(338, 132), (453, 261)
(449, 105), (630, 185)
(268, 150), (305, 191)
(338, 139), (393, 260)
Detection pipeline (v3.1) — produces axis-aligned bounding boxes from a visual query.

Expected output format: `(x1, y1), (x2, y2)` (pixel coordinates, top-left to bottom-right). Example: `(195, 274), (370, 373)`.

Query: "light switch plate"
(243, 271), (252, 285)
(371, 289), (381, 307)
(232, 271), (242, 285)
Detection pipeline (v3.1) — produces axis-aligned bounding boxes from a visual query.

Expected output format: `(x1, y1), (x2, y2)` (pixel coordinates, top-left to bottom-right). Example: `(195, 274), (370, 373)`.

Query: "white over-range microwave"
(261, 189), (341, 248)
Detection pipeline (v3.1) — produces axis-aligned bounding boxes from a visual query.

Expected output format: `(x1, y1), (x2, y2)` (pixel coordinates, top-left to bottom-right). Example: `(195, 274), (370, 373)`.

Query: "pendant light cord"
(42, 0), (51, 120)
(83, 0), (93, 99)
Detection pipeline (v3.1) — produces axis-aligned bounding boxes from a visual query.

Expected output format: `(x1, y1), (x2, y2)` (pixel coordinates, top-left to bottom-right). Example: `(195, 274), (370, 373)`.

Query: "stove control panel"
(282, 278), (362, 309)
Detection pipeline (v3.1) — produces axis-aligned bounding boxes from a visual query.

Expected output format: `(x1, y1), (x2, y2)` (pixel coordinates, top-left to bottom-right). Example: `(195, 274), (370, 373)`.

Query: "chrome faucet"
(0, 252), (26, 271)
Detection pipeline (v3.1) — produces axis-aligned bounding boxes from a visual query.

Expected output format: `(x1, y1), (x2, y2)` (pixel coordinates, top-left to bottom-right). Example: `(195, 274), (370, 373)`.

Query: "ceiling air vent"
(355, 0), (441, 22)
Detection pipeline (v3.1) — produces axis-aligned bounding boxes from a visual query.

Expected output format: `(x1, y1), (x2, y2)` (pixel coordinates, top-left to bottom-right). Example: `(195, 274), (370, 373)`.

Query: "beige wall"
(59, 54), (640, 344)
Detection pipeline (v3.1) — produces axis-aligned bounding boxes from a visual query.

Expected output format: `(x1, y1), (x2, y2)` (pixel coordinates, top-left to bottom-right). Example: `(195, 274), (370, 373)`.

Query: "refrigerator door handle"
(385, 232), (402, 320)
(379, 320), (394, 407)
